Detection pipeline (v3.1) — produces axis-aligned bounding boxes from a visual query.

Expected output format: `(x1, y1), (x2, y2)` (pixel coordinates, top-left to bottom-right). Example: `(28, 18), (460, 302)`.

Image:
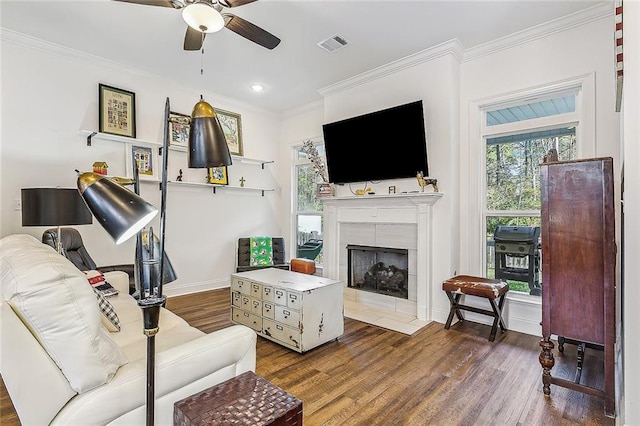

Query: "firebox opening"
(347, 245), (409, 299)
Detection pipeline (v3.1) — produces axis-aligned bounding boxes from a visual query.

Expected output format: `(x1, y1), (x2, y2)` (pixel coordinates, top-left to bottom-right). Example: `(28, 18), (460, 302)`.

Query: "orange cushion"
(290, 258), (316, 275)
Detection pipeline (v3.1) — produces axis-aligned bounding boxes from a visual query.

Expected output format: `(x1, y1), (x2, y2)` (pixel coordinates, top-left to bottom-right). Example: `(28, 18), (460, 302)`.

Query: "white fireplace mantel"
(322, 192), (443, 321)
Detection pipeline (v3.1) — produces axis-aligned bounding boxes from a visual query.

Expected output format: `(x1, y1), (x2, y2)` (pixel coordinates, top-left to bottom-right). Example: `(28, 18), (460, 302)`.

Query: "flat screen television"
(322, 100), (429, 184)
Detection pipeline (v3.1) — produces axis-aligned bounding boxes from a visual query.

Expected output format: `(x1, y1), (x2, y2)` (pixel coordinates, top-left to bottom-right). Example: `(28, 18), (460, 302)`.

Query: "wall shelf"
(80, 129), (273, 195)
(168, 145), (273, 169)
(79, 130), (161, 148)
(167, 180), (274, 196)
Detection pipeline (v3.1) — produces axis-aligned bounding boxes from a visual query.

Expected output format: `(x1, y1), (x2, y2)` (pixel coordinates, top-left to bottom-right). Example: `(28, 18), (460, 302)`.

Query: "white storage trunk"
(231, 268), (344, 353)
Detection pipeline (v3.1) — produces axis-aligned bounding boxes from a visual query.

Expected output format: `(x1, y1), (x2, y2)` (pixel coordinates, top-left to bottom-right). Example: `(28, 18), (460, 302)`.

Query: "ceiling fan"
(113, 0), (281, 51)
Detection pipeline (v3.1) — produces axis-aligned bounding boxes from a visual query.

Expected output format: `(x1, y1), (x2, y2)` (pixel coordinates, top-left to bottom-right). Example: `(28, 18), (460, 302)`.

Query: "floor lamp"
(77, 96), (232, 426)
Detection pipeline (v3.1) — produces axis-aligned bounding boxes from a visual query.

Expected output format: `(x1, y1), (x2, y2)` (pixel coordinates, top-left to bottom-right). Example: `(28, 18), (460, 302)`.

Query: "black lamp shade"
(77, 172), (157, 245)
(188, 99), (232, 169)
(22, 188), (92, 227)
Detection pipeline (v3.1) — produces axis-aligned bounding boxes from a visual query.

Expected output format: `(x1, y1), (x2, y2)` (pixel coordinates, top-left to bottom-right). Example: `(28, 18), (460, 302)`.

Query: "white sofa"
(0, 234), (257, 425)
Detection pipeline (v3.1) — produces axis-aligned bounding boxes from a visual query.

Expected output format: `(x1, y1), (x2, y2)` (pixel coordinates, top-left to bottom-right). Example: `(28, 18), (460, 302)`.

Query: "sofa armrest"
(54, 325), (257, 425)
(103, 271), (130, 296)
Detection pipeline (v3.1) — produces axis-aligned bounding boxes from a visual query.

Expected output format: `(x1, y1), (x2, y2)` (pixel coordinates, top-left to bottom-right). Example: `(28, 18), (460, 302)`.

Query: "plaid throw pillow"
(93, 288), (121, 332)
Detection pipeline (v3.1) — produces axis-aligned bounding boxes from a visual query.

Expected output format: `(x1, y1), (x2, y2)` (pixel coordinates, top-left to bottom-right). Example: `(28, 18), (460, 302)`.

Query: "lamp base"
(138, 295), (166, 426)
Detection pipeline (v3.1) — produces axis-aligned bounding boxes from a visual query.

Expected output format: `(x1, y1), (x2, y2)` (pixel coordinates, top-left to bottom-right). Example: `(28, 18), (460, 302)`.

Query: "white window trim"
(290, 138), (325, 262)
(465, 73), (595, 275)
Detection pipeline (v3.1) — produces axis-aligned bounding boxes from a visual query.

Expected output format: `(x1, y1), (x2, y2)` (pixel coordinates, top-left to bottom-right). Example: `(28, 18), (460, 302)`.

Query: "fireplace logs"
(347, 245), (409, 299)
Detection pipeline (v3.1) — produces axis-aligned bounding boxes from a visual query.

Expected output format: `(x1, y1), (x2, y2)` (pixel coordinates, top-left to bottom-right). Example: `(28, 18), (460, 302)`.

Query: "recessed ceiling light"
(251, 84), (265, 92)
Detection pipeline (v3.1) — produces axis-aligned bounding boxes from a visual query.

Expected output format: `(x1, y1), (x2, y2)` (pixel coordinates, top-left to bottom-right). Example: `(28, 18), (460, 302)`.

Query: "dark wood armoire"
(538, 157), (616, 417)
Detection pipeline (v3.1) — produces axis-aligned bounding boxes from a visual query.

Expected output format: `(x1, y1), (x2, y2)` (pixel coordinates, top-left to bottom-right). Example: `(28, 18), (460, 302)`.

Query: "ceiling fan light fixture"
(182, 2), (224, 33)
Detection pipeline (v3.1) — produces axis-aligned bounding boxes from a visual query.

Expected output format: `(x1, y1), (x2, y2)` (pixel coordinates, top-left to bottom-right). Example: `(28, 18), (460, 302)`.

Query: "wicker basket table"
(174, 371), (303, 425)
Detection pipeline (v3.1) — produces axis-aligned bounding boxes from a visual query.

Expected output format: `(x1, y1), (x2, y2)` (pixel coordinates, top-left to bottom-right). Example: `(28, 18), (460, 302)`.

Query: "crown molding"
(318, 3), (612, 99)
(318, 38), (464, 98)
(462, 3), (612, 62)
(0, 28), (279, 117)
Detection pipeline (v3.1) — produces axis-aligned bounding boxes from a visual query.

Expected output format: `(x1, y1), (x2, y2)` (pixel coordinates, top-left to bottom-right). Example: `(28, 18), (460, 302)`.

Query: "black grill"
(493, 226), (541, 295)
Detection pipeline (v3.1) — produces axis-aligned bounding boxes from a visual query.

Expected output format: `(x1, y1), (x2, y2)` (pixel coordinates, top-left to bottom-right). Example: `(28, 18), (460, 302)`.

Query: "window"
(482, 92), (579, 294)
(293, 142), (325, 264)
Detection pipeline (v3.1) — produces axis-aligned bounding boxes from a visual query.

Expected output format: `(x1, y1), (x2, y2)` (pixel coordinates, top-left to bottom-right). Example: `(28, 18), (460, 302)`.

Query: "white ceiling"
(1, 0), (609, 113)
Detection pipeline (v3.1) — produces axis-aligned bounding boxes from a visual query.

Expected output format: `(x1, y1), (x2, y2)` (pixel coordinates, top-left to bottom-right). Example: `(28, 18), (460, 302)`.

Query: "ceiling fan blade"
(219, 0), (258, 7)
(223, 14), (281, 50)
(112, 0), (178, 8)
(184, 26), (205, 51)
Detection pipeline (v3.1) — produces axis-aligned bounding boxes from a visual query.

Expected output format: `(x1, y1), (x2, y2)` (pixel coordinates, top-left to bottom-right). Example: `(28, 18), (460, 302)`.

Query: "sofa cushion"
(93, 288), (121, 332)
(0, 234), (128, 393)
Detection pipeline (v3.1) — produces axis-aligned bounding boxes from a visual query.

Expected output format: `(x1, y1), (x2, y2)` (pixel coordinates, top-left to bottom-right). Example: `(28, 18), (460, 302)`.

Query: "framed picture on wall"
(207, 166), (228, 185)
(215, 108), (243, 156)
(99, 84), (136, 138)
(169, 111), (190, 149)
(126, 144), (158, 181)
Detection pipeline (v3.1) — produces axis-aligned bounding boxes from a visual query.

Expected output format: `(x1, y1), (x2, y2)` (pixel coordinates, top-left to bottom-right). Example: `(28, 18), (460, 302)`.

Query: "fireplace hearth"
(347, 245), (409, 299)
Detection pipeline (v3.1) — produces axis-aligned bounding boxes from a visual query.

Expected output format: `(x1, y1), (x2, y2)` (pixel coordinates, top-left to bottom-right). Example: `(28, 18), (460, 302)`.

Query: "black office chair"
(236, 237), (290, 273)
(42, 227), (135, 294)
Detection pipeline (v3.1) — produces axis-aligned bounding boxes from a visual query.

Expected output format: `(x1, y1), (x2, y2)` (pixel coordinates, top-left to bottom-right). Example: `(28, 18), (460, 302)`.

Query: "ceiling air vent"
(317, 34), (350, 53)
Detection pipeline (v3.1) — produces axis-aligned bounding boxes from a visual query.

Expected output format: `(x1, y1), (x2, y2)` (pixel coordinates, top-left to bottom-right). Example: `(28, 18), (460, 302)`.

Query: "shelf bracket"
(86, 132), (97, 146)
(261, 190), (265, 197)
(261, 161), (274, 170)
(212, 187), (217, 195)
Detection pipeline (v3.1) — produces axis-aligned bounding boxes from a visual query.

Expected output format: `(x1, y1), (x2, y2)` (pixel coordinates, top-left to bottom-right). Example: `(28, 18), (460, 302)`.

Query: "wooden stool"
(442, 275), (509, 342)
(290, 258), (316, 275)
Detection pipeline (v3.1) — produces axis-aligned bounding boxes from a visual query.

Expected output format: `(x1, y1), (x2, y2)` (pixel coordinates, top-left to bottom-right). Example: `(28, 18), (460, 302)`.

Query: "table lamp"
(21, 187), (93, 254)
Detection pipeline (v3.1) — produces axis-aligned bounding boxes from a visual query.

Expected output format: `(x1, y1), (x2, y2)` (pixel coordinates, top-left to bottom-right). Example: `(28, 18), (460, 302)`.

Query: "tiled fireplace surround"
(323, 193), (443, 331)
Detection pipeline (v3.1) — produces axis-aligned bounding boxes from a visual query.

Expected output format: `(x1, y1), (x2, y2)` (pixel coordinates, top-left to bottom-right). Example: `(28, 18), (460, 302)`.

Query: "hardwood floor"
(1, 289), (614, 425)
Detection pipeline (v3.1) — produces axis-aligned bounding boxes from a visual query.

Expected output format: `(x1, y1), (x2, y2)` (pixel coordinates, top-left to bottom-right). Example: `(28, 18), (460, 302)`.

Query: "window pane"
(486, 94), (576, 126)
(296, 164), (323, 211)
(296, 215), (323, 263)
(296, 143), (325, 160)
(486, 216), (541, 294)
(485, 129), (576, 211)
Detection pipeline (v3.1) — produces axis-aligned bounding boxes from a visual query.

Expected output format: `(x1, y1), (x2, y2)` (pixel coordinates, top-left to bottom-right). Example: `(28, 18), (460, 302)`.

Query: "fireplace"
(347, 245), (409, 299)
(322, 192), (443, 321)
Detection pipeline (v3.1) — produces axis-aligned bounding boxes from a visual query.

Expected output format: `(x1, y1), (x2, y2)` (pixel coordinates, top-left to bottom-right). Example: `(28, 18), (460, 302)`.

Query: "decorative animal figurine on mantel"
(416, 171), (439, 192)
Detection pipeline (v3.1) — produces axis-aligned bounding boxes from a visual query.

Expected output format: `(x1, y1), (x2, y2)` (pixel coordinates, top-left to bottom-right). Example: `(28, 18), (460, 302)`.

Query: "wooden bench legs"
(444, 292), (507, 342)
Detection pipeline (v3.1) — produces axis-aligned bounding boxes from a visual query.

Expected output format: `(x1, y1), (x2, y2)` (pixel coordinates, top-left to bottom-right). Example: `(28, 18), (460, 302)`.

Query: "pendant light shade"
(77, 172), (158, 245)
(188, 98), (232, 169)
(182, 2), (224, 33)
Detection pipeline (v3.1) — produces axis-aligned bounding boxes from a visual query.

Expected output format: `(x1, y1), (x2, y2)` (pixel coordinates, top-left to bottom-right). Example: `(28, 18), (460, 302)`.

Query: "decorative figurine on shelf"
(416, 171), (439, 192)
(92, 161), (108, 176)
(176, 169), (183, 182)
(239, 176), (246, 187)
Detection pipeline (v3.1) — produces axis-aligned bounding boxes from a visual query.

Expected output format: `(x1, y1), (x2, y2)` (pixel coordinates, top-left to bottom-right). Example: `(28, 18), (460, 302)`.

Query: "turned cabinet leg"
(539, 337), (555, 396)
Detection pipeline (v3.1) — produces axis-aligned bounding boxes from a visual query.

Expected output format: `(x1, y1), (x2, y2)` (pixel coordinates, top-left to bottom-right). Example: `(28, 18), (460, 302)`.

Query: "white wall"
(0, 31), (284, 295)
(621, 1), (640, 423)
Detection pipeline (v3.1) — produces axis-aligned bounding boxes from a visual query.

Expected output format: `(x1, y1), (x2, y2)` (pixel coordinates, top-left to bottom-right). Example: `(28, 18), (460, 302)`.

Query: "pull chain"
(200, 33), (205, 75)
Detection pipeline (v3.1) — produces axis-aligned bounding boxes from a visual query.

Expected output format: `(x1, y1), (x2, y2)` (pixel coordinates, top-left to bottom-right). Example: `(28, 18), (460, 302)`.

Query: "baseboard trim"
(163, 277), (230, 298)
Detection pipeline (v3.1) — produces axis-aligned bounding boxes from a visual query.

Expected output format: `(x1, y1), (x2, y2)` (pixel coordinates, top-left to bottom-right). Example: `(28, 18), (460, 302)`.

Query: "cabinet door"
(275, 305), (300, 329)
(262, 285), (274, 302)
(274, 288), (287, 305)
(540, 158), (615, 344)
(232, 307), (262, 332)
